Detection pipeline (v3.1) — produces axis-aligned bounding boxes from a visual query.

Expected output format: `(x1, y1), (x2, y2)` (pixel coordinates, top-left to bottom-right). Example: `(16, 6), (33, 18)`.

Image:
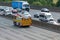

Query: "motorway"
(0, 15), (60, 40)
(30, 9), (60, 22)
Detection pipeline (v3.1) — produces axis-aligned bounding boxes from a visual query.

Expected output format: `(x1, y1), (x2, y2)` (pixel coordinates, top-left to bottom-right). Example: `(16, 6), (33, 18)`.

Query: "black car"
(57, 19), (60, 23)
(34, 14), (39, 18)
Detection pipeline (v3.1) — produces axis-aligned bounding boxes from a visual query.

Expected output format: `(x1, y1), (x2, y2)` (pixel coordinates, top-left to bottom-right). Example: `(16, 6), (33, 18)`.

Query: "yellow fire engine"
(12, 11), (32, 27)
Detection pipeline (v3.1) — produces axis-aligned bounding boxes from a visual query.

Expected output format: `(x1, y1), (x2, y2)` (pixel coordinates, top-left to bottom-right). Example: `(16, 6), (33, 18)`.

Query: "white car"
(2, 6), (13, 15)
(0, 9), (5, 15)
(39, 12), (54, 23)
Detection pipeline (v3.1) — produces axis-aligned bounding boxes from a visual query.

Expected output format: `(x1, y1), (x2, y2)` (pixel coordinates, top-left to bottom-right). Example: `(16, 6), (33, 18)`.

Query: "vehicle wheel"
(39, 19), (43, 21)
(34, 15), (39, 18)
(13, 22), (17, 26)
(34, 15), (36, 18)
(3, 14), (5, 16)
(22, 26), (30, 28)
(26, 26), (30, 28)
(18, 23), (21, 27)
(26, 8), (29, 12)
(27, 26), (30, 27)
(57, 19), (60, 23)
(36, 16), (39, 18)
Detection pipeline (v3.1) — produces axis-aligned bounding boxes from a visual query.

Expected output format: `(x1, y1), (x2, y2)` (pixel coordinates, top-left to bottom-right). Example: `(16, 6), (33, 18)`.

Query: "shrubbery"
(0, 0), (60, 7)
(56, 0), (60, 7)
(26, 0), (54, 7)
(32, 2), (42, 6)
(25, 0), (60, 7)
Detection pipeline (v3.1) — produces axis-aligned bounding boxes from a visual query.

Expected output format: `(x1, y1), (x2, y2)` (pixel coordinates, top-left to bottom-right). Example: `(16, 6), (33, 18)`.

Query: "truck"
(12, 1), (30, 12)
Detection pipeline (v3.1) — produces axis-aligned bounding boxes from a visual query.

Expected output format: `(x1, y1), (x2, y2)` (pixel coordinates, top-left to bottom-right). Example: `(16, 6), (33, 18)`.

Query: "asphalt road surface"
(30, 9), (60, 22)
(0, 16), (60, 40)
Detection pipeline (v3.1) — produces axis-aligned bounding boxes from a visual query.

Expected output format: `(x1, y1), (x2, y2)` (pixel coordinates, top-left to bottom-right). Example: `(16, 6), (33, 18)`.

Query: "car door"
(0, 9), (5, 15)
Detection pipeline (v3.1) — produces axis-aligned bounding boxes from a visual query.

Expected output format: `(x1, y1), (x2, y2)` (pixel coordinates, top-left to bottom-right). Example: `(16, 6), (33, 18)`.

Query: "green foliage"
(0, 0), (5, 2)
(0, 0), (57, 7)
(24, 0), (54, 7)
(27, 0), (34, 4)
(56, 0), (60, 7)
(32, 1), (42, 6)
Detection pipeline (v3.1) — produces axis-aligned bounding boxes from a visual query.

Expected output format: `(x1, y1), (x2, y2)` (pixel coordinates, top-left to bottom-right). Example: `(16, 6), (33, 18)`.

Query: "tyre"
(34, 15), (39, 18)
(18, 23), (21, 27)
(39, 19), (42, 21)
(13, 22), (17, 26)
(3, 14), (5, 15)
(36, 16), (39, 18)
(26, 8), (29, 12)
(57, 19), (60, 23)
(22, 26), (30, 28)
(34, 15), (36, 18)
(27, 26), (30, 28)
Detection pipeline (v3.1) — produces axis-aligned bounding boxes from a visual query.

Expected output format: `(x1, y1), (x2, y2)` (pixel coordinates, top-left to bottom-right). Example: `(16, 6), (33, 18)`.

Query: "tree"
(56, 0), (60, 7)
(0, 0), (5, 2)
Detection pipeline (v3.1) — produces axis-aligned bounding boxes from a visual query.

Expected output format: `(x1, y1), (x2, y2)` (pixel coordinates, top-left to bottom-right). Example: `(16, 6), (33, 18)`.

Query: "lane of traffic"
(0, 6), (60, 25)
(30, 9), (60, 22)
(30, 9), (60, 25)
(0, 15), (60, 40)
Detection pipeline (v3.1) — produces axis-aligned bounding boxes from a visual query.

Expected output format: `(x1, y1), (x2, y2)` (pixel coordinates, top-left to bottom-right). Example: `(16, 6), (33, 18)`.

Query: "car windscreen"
(0, 9), (4, 11)
(23, 4), (29, 7)
(41, 10), (49, 12)
(40, 15), (45, 18)
(46, 15), (52, 18)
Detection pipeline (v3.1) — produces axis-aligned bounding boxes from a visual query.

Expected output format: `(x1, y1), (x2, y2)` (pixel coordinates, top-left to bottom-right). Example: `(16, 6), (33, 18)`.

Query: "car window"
(12, 12), (18, 14)
(40, 15), (45, 18)
(22, 12), (24, 14)
(23, 4), (29, 7)
(46, 15), (51, 18)
(21, 11), (27, 14)
(0, 9), (4, 11)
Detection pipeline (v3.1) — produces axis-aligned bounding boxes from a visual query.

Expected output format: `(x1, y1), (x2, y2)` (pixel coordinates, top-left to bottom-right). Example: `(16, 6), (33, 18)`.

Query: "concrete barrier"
(32, 20), (60, 30)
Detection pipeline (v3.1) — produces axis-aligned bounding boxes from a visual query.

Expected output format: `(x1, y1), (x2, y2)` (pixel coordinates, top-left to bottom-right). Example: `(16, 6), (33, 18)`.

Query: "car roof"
(41, 8), (49, 12)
